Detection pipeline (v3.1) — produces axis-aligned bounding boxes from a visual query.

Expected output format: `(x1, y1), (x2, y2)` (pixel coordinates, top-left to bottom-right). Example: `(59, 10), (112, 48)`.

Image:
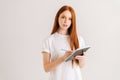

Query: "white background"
(0, 0), (120, 80)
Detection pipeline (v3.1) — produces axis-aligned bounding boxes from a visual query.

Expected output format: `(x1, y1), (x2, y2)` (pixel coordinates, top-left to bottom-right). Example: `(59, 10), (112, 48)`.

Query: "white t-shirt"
(42, 32), (86, 80)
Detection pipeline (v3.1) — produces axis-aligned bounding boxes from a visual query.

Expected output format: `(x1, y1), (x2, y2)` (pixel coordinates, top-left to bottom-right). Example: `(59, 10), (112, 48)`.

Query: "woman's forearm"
(44, 56), (65, 72)
(43, 51), (72, 72)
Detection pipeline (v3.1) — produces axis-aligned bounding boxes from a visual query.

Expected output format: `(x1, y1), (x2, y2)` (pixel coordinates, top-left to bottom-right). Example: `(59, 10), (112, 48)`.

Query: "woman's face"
(58, 10), (72, 31)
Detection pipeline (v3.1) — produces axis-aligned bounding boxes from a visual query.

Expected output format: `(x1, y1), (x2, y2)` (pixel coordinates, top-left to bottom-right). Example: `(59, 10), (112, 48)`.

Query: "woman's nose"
(64, 18), (68, 23)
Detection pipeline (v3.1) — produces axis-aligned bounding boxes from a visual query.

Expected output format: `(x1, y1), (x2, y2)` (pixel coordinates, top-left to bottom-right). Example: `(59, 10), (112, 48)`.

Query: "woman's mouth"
(63, 24), (68, 27)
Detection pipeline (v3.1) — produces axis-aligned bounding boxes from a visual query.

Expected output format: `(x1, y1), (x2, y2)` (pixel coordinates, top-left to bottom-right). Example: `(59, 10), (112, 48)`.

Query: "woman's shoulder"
(44, 33), (56, 41)
(78, 35), (86, 48)
(78, 35), (84, 41)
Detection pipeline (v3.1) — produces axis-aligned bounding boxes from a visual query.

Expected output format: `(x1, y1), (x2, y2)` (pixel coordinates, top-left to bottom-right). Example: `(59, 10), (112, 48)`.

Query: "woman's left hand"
(74, 52), (86, 68)
(74, 52), (85, 61)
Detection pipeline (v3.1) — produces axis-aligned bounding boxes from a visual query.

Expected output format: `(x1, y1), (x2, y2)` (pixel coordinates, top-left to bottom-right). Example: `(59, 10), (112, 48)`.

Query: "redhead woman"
(41, 5), (86, 80)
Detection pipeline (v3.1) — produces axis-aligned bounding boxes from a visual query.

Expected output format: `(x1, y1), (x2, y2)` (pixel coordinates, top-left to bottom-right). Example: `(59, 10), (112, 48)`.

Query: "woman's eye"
(61, 16), (65, 19)
(69, 18), (72, 20)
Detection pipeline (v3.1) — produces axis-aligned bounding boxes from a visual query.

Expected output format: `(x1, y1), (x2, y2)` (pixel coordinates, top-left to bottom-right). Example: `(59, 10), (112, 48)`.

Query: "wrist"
(60, 56), (65, 62)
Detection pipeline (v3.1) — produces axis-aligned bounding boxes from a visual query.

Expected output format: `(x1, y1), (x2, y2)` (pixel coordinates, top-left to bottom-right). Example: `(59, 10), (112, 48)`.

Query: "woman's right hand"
(62, 50), (73, 60)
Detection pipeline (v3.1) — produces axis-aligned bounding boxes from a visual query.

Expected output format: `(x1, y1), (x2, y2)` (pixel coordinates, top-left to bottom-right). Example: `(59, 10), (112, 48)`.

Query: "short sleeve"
(41, 38), (51, 54)
(79, 36), (86, 48)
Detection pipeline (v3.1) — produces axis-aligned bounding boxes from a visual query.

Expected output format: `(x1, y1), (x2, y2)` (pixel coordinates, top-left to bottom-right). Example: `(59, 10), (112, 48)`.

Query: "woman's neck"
(57, 29), (68, 35)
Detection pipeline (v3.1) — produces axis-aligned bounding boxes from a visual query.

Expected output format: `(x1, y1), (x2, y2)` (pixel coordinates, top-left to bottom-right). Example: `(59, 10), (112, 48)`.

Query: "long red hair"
(51, 5), (80, 64)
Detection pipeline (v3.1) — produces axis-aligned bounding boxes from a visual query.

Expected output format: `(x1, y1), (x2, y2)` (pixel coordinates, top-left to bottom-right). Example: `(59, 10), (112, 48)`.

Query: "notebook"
(64, 46), (91, 62)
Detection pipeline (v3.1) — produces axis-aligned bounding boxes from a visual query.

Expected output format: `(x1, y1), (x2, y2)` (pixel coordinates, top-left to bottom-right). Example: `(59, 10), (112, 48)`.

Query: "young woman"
(42, 5), (86, 80)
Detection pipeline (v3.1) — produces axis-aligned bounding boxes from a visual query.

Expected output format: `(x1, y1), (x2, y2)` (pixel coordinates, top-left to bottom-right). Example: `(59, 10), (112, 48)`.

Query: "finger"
(75, 56), (85, 59)
(66, 51), (73, 54)
(67, 50), (73, 53)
